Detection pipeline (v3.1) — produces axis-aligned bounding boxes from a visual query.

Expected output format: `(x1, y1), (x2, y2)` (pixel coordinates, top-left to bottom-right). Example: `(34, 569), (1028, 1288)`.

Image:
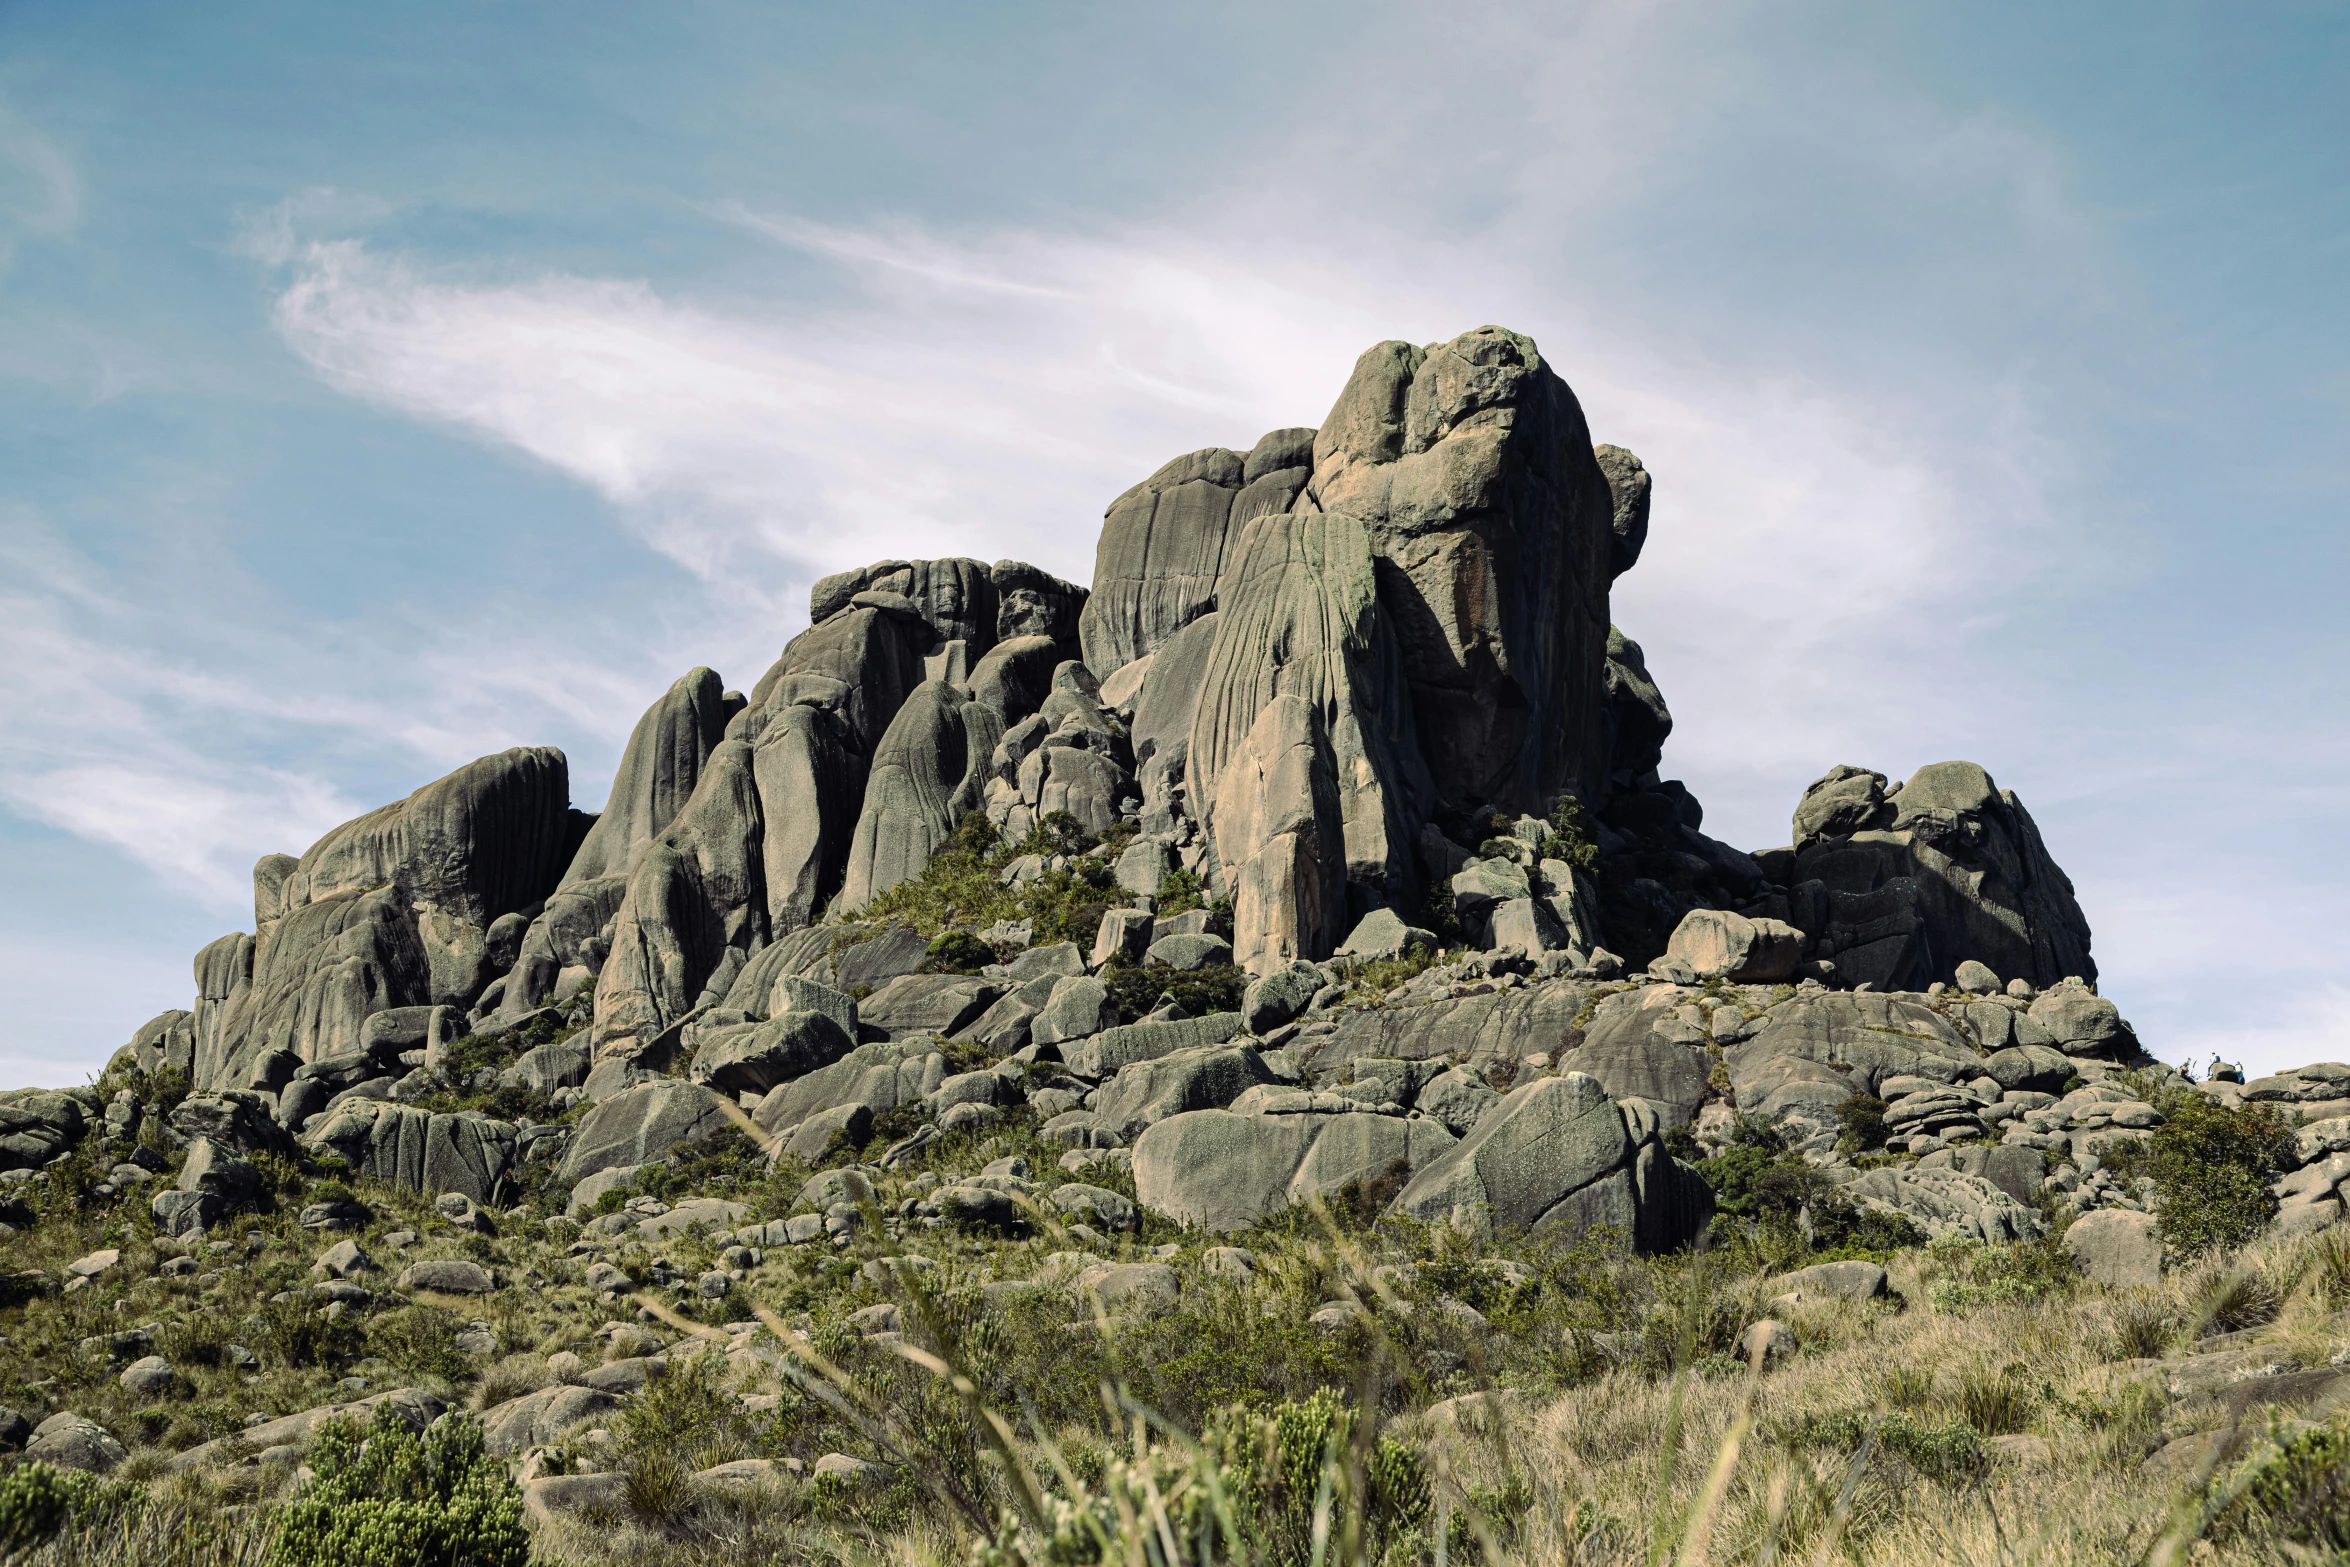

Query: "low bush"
(2106, 1095), (2298, 1260)
(0, 1463), (145, 1554)
(269, 1403), (525, 1567)
(2213, 1423), (2350, 1552)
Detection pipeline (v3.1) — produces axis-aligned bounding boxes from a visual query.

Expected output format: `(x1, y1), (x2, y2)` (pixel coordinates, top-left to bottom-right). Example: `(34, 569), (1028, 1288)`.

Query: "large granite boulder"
(1207, 694), (1347, 974)
(1079, 432), (1313, 678)
(1132, 1109), (1457, 1232)
(1724, 991), (1984, 1151)
(0, 1089), (92, 1171)
(303, 1103), (519, 1205)
(1392, 1072), (1710, 1252)
(1663, 909), (1804, 983)
(753, 702), (865, 936)
(1302, 328), (1616, 819)
(1600, 625), (1671, 784)
(751, 1040), (945, 1141)
(555, 1080), (732, 1186)
(1091, 1045), (1276, 1139)
(560, 669), (730, 888)
(689, 1010), (855, 1096)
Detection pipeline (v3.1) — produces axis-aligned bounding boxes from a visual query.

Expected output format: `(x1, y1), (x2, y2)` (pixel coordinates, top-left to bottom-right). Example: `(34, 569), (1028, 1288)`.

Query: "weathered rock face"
(561, 671), (729, 889)
(1778, 761), (2095, 991)
(1209, 695), (1347, 974)
(1079, 432), (1315, 678)
(1304, 328), (1616, 820)
(841, 681), (969, 912)
(592, 737), (767, 1053)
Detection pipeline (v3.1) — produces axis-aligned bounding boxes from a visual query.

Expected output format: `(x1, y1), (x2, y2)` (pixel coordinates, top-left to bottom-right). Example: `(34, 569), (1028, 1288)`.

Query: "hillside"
(1, 327), (2345, 1566)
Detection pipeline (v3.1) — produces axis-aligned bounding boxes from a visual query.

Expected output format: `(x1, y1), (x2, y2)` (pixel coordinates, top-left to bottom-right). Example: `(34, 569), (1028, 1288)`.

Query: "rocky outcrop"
(1304, 328), (1616, 820)
(1770, 761), (2096, 991)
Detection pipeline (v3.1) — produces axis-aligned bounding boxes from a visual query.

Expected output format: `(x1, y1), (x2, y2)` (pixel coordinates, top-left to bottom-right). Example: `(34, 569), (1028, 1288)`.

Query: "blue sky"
(1, 1), (2343, 1085)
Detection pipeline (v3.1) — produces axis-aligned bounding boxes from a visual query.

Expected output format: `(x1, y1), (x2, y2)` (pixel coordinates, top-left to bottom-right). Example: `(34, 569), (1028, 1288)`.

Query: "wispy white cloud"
(0, 99), (80, 266)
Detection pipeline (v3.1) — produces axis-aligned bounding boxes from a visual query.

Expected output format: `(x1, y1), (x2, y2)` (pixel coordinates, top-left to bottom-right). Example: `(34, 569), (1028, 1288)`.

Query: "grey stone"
(1954, 960), (2002, 995)
(1093, 909), (1155, 968)
(554, 1081), (732, 1187)
(782, 1102), (872, 1164)
(313, 1239), (374, 1278)
(1242, 962), (1323, 1035)
(168, 1388), (445, 1472)
(1393, 1074), (1631, 1239)
(1047, 1183), (1137, 1232)
(1786, 760), (2096, 992)
(841, 681), (971, 911)
(1592, 444), (1650, 581)
(1488, 897), (1568, 960)
(859, 974), (1000, 1040)
(1200, 686), (1347, 976)
(1065, 1013), (1244, 1078)
(398, 1258), (495, 1294)
(1093, 1046), (1275, 1138)
(2064, 1208), (2162, 1288)
(1073, 1260), (1181, 1314)
(26, 1413), (126, 1474)
(1415, 1068), (1504, 1137)
(1842, 1167), (2044, 1245)
(753, 1039), (945, 1138)
(482, 1384), (625, 1455)
(1147, 933), (1232, 971)
(1738, 1319), (1797, 1366)
(1982, 1043), (2074, 1094)
(1601, 626), (1672, 782)
(1664, 909), (1804, 983)
(1132, 1108), (1455, 1232)
(119, 1355), (178, 1396)
(1006, 941), (1086, 982)
(304, 1102), (519, 1205)
(1335, 908), (1436, 961)
(503, 1040), (590, 1093)
(2028, 988), (2134, 1058)
(591, 736), (767, 1052)
(1115, 838), (1172, 899)
(1079, 446), (1250, 677)
(753, 702), (865, 937)
(690, 1010), (854, 1096)
(561, 669), (730, 891)
(1769, 1260), (1888, 1303)
(1032, 976), (1115, 1045)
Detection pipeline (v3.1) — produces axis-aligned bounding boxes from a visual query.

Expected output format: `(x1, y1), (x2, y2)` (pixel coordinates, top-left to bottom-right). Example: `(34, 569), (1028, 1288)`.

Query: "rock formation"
(75, 323), (2174, 1263)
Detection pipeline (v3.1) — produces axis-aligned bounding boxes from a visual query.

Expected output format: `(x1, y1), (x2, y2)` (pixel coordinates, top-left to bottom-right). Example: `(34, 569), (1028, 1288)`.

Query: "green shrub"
(1154, 867), (1206, 916)
(247, 1295), (362, 1369)
(1953, 1363), (2037, 1435)
(1834, 1094), (1889, 1154)
(365, 1305), (469, 1381)
(1544, 794), (1601, 875)
(269, 1404), (525, 1567)
(919, 930), (997, 974)
(0, 1463), (145, 1554)
(2214, 1423), (2350, 1551)
(1784, 1410), (1983, 1483)
(1099, 960), (1248, 1022)
(2115, 1097), (2298, 1260)
(1207, 1389), (1430, 1567)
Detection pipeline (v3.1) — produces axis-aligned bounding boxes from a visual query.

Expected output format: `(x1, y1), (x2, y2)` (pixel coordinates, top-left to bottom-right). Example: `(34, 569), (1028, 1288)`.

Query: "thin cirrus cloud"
(256, 200), (2022, 857)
